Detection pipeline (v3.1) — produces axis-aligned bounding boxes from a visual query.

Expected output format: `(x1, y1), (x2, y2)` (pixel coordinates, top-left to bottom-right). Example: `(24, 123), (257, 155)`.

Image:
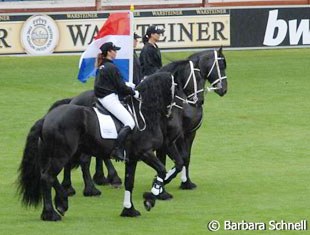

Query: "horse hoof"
(120, 207), (141, 217)
(144, 201), (152, 211)
(180, 181), (197, 190)
(143, 192), (156, 211)
(62, 185), (76, 196)
(108, 175), (122, 188)
(156, 190), (173, 200)
(56, 207), (65, 216)
(54, 196), (68, 215)
(83, 188), (101, 197)
(41, 210), (62, 221)
(93, 173), (109, 186)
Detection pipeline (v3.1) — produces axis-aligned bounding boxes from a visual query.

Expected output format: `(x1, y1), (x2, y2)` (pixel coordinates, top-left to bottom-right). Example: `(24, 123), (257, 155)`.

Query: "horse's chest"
(183, 105), (203, 132)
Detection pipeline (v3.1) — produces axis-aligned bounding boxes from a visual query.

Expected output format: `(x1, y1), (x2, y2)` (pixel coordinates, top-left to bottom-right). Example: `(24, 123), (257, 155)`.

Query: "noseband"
(206, 50), (227, 92)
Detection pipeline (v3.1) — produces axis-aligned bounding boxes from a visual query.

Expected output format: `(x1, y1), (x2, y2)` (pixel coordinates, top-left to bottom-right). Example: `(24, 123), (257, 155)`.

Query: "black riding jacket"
(139, 42), (162, 76)
(94, 58), (135, 98)
(133, 50), (143, 85)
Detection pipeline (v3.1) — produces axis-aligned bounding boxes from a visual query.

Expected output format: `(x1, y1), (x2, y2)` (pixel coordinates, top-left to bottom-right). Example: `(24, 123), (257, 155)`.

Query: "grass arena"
(0, 48), (309, 234)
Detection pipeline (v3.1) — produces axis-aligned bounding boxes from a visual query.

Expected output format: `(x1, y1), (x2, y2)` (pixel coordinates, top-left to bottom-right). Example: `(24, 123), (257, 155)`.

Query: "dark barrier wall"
(230, 7), (310, 47)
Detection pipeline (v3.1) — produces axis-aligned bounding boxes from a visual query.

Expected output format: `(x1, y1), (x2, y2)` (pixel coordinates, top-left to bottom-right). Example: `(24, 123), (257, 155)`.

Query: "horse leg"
(154, 143), (184, 200)
(80, 154), (101, 196)
(179, 132), (197, 190)
(93, 157), (109, 185)
(53, 178), (68, 216)
(104, 158), (122, 188)
(156, 147), (167, 166)
(41, 175), (61, 221)
(61, 162), (76, 196)
(164, 143), (184, 185)
(40, 163), (62, 221)
(141, 151), (167, 211)
(120, 158), (141, 217)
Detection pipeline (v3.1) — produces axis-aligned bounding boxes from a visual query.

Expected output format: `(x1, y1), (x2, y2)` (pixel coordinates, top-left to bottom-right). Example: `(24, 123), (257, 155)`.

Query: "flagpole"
(129, 5), (135, 83)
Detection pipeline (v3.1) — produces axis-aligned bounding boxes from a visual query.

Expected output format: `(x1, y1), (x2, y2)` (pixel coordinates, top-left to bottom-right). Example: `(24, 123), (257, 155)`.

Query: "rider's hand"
(134, 90), (140, 99)
(126, 82), (136, 89)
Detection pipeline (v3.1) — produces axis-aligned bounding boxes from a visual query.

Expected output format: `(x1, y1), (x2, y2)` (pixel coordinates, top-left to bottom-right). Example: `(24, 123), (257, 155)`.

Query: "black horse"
(17, 72), (184, 221)
(21, 93), (122, 198)
(61, 91), (122, 197)
(61, 48), (228, 198)
(158, 48), (228, 191)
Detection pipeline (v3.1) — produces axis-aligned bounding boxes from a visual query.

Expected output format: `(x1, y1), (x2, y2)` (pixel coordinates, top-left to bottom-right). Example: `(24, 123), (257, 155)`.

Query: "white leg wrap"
(180, 166), (187, 182)
(123, 190), (132, 208)
(156, 176), (163, 182)
(151, 177), (163, 195)
(165, 167), (176, 181)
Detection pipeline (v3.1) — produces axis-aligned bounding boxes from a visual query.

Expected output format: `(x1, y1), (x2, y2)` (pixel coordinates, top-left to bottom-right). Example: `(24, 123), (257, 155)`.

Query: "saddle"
(93, 100), (123, 139)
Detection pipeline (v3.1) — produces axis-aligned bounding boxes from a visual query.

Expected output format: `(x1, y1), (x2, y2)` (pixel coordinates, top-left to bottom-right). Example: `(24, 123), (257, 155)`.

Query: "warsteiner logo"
(21, 15), (59, 55)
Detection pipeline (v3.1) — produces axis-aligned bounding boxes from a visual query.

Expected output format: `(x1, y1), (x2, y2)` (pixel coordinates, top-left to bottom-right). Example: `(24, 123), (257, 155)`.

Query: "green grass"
(0, 48), (309, 235)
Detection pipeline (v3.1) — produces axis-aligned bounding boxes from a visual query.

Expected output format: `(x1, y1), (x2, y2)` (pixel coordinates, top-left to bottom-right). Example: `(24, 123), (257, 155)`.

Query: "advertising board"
(0, 6), (308, 55)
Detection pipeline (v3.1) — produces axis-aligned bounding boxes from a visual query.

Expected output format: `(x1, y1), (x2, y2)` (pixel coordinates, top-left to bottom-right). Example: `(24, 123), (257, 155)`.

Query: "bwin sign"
(263, 10), (310, 46)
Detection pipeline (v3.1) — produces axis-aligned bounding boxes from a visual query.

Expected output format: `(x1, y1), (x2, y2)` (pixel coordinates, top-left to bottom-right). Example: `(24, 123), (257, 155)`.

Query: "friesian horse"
(157, 48), (228, 193)
(60, 48), (228, 199)
(17, 72), (183, 221)
(20, 93), (121, 198)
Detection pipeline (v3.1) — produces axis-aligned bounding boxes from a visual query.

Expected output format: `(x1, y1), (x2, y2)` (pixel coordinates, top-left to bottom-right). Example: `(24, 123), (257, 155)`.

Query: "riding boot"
(112, 126), (132, 162)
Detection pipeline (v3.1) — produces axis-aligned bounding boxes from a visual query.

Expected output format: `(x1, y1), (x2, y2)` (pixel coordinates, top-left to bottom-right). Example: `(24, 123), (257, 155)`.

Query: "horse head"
(160, 60), (205, 106)
(189, 47), (228, 97)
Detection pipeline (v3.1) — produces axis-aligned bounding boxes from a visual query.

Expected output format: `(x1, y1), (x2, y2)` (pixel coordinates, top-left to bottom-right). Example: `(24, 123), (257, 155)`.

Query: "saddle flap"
(93, 107), (118, 139)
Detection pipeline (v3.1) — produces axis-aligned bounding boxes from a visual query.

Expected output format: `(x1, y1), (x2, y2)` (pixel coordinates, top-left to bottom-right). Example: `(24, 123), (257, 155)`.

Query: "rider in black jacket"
(139, 25), (165, 77)
(133, 33), (143, 85)
(95, 42), (139, 161)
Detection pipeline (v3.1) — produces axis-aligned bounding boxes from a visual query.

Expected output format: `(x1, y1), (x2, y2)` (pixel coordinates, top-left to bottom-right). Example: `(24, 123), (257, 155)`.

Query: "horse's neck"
(179, 64), (204, 105)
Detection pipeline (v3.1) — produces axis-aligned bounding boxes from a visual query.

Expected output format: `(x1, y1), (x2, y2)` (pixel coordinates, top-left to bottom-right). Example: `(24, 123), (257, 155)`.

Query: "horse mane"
(188, 49), (213, 63)
(159, 60), (189, 74)
(136, 72), (172, 131)
(189, 49), (227, 69)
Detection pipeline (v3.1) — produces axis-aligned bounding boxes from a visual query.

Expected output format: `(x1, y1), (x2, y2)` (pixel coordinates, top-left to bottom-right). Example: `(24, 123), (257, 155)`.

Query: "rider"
(139, 25), (165, 77)
(133, 32), (143, 85)
(94, 42), (139, 161)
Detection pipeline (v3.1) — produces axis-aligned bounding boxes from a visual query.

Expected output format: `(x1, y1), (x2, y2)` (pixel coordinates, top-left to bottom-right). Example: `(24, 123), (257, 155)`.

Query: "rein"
(166, 74), (183, 118)
(182, 60), (204, 105)
(206, 50), (227, 92)
(129, 74), (180, 129)
(128, 97), (146, 131)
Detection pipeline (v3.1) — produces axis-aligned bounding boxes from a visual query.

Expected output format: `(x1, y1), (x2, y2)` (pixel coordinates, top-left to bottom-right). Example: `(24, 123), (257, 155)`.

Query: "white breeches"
(98, 93), (135, 130)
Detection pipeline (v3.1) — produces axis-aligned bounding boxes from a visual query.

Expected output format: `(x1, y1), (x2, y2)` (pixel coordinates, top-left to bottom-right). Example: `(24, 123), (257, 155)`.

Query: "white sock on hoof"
(180, 166), (187, 182)
(123, 190), (132, 208)
(151, 177), (163, 195)
(165, 167), (176, 181)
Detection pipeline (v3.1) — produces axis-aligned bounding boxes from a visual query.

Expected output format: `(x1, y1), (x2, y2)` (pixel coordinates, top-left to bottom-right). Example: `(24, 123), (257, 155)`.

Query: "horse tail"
(17, 118), (44, 207)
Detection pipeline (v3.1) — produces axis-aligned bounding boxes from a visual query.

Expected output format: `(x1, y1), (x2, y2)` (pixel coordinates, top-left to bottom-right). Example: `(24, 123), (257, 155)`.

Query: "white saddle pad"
(93, 107), (118, 139)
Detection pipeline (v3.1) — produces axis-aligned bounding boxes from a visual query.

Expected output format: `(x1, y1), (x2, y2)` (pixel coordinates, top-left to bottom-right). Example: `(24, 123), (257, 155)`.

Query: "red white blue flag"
(78, 12), (133, 83)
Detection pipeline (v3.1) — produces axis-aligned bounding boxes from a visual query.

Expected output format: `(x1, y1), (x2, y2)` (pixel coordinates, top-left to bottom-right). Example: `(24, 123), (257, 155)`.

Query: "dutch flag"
(77, 12), (133, 83)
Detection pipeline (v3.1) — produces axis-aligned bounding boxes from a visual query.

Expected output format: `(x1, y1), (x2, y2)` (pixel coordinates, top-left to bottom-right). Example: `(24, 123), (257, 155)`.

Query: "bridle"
(129, 74), (180, 128)
(173, 50), (227, 107)
(134, 50), (227, 123)
(205, 50), (227, 92)
(166, 74), (183, 118)
(181, 60), (204, 105)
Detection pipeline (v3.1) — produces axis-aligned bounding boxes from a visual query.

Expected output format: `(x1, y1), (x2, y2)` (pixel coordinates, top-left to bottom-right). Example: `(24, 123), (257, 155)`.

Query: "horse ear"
(218, 46), (223, 54)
